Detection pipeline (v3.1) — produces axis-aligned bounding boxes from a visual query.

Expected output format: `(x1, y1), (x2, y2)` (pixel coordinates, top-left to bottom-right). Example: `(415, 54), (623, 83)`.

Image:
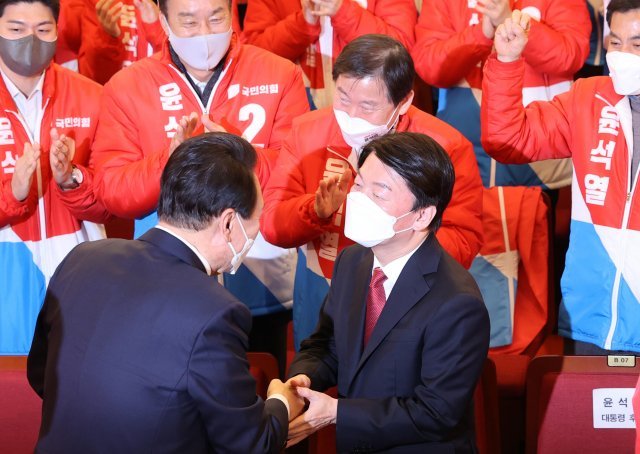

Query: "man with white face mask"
(481, 2), (640, 355)
(90, 0), (309, 376)
(0, 0), (110, 355)
(28, 133), (307, 452)
(262, 34), (483, 348)
(92, 0), (308, 223)
(285, 132), (490, 453)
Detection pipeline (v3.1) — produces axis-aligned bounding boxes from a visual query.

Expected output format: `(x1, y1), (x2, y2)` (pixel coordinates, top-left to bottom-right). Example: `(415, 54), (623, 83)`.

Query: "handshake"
(267, 374), (337, 447)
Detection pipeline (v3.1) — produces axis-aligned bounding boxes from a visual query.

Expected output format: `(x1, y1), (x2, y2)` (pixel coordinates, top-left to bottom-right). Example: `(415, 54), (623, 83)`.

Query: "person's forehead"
(1, 2), (55, 21)
(166, 0), (229, 15)
(360, 153), (407, 192)
(336, 75), (389, 100)
(611, 9), (640, 33)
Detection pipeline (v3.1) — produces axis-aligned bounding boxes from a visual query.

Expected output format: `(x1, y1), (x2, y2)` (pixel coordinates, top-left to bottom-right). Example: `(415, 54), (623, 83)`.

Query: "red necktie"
(364, 267), (387, 346)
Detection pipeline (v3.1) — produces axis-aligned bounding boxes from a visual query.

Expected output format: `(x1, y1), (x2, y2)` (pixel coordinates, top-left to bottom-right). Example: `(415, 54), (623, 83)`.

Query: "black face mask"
(0, 34), (56, 77)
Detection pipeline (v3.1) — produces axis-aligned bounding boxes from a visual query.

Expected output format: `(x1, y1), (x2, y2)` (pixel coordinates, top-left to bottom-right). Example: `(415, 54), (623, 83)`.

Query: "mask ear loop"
(385, 103), (401, 131)
(234, 212), (250, 242)
(391, 210), (417, 234)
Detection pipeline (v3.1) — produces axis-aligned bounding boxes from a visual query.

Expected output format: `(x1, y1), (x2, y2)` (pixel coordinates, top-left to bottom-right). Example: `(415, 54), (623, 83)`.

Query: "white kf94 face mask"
(333, 104), (399, 151)
(344, 191), (413, 248)
(607, 51), (640, 96)
(164, 16), (232, 71)
(227, 213), (254, 275)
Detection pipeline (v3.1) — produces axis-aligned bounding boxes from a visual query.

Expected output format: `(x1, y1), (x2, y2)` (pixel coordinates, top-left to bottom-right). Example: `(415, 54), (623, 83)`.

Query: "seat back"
(526, 355), (639, 454)
(474, 357), (501, 454)
(0, 356), (41, 454)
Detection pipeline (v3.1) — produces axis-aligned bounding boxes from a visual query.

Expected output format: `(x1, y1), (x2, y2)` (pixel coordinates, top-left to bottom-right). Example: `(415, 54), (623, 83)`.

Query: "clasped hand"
(281, 374), (338, 448)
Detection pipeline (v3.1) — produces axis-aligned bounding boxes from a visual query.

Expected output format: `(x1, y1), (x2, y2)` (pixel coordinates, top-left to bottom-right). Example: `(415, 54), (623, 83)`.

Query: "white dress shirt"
(188, 71), (208, 94)
(372, 236), (428, 300)
(0, 70), (45, 141)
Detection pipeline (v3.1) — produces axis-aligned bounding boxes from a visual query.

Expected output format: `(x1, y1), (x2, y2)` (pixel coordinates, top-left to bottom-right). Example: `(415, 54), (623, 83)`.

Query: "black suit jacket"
(289, 235), (490, 453)
(27, 228), (288, 453)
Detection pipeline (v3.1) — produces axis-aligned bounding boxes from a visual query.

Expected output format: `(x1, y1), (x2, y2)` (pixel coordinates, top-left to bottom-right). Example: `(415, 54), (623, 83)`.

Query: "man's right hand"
(96, 0), (124, 38)
(11, 142), (40, 202)
(267, 377), (307, 421)
(495, 10), (531, 63)
(476, 0), (511, 39)
(314, 169), (352, 219)
(168, 112), (199, 156)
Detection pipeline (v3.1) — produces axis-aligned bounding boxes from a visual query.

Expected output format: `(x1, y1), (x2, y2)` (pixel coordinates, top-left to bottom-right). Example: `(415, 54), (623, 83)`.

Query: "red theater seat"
(475, 357), (501, 454)
(0, 356), (41, 454)
(526, 355), (639, 454)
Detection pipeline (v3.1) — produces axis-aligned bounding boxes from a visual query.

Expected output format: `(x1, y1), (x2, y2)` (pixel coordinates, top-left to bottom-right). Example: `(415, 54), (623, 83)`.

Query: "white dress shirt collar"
(154, 225), (212, 275)
(187, 71), (208, 94)
(0, 69), (45, 140)
(372, 236), (428, 300)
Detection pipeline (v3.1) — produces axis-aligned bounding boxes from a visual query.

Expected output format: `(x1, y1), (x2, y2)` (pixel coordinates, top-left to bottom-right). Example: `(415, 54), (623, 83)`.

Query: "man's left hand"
(49, 128), (76, 188)
(286, 387), (337, 447)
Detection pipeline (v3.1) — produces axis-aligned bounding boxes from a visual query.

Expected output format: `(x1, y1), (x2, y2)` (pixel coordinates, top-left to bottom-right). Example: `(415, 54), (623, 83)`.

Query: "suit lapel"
(350, 236), (442, 385)
(342, 250), (374, 388)
(138, 228), (209, 274)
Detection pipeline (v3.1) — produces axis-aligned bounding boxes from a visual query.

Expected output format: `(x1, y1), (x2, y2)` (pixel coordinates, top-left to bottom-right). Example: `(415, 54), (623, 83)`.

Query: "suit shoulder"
(435, 252), (483, 303)
(70, 237), (130, 256)
(334, 243), (369, 269)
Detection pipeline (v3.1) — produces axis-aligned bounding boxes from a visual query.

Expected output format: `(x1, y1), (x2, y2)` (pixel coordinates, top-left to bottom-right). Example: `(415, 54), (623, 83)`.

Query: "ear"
(218, 208), (236, 241)
(398, 90), (414, 116)
(413, 205), (436, 231)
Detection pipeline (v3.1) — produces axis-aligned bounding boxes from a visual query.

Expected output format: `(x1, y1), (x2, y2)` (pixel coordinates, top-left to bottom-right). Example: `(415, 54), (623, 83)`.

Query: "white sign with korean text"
(593, 388), (636, 429)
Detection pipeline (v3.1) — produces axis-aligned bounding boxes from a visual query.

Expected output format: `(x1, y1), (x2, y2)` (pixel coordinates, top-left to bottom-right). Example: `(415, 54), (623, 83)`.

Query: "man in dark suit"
(287, 132), (491, 453)
(27, 133), (304, 453)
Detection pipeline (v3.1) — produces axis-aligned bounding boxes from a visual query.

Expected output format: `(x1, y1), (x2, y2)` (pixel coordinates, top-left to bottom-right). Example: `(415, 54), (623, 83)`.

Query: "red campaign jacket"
(480, 55), (640, 231)
(412, 0), (590, 91)
(481, 56), (640, 351)
(56, 0), (165, 84)
(261, 105), (484, 278)
(91, 36), (309, 219)
(0, 64), (109, 237)
(242, 0), (416, 107)
(243, 0), (416, 59)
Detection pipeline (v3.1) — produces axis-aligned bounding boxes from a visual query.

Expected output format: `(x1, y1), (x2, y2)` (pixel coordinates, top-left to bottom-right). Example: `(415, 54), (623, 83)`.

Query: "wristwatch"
(70, 165), (83, 186)
(59, 165), (83, 190)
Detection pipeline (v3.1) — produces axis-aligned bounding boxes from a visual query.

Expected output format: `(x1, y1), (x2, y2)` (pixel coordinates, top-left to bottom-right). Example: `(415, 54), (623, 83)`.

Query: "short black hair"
(358, 132), (454, 231)
(0, 0), (59, 21)
(332, 34), (415, 106)
(157, 132), (258, 231)
(158, 0), (231, 18)
(606, 0), (640, 26)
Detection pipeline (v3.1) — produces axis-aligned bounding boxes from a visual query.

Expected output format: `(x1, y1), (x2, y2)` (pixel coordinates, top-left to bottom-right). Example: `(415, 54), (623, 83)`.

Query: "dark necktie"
(364, 267), (387, 346)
